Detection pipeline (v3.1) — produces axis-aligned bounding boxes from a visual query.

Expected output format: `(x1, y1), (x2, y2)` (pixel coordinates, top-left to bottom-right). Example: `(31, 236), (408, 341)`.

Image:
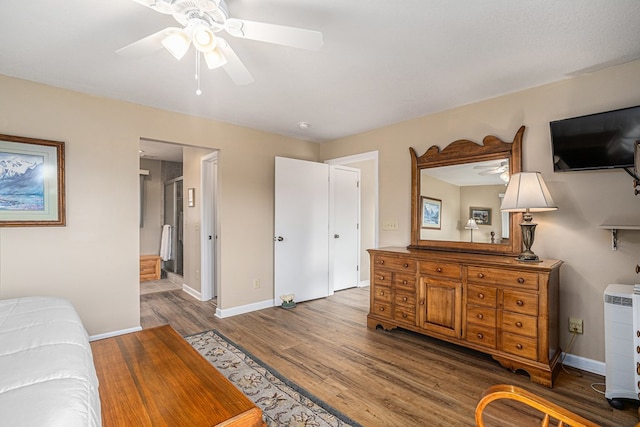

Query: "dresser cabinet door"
(419, 277), (462, 338)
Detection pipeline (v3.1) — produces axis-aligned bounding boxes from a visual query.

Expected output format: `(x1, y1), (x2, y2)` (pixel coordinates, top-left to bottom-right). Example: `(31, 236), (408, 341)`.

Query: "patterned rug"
(185, 330), (362, 427)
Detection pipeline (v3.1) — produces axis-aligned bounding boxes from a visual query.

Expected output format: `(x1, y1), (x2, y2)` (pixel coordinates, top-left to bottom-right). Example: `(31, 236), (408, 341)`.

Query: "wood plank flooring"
(140, 287), (639, 427)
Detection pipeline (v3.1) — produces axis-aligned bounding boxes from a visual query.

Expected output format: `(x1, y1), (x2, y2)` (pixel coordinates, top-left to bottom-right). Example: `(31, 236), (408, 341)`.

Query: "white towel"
(160, 224), (172, 261)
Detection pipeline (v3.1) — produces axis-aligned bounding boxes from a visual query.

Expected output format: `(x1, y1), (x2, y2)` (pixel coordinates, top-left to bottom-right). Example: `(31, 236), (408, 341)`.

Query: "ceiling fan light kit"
(120, 0), (324, 90)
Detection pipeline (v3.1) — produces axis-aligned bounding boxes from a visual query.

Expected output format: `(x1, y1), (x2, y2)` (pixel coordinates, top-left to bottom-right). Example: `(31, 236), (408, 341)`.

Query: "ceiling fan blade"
(218, 38), (254, 85)
(479, 169), (503, 175)
(132, 0), (175, 14)
(116, 27), (181, 57)
(225, 18), (323, 50)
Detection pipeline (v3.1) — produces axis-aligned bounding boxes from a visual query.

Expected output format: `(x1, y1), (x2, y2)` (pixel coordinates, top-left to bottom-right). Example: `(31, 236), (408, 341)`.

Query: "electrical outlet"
(569, 317), (583, 334)
(253, 279), (260, 289)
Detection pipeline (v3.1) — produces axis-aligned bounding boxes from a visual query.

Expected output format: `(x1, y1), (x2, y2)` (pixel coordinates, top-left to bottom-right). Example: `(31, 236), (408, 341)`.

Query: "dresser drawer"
(466, 324), (496, 349)
(502, 312), (537, 338)
(373, 285), (392, 304)
(467, 284), (497, 308)
(395, 289), (416, 307)
(394, 306), (416, 324)
(372, 301), (392, 318)
(372, 269), (393, 287)
(373, 255), (416, 272)
(420, 261), (461, 279)
(467, 305), (497, 328)
(467, 266), (538, 290)
(503, 290), (539, 316)
(394, 272), (416, 290)
(501, 332), (538, 360)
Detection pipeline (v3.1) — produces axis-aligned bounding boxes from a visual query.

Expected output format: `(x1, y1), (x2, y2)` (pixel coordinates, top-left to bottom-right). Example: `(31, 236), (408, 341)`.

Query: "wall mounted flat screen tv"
(550, 105), (640, 172)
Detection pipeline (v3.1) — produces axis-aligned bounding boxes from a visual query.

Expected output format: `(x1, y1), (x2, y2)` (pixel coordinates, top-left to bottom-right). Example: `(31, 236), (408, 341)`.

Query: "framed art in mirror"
(421, 196), (441, 229)
(409, 126), (524, 255)
(0, 134), (65, 227)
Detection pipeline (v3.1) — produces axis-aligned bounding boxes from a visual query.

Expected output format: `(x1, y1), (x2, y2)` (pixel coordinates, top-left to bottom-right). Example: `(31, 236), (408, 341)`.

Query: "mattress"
(0, 296), (101, 427)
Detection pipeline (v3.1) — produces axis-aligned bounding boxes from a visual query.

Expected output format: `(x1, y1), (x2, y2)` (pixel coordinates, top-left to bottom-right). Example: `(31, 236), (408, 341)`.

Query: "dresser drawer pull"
(516, 344), (523, 350)
(477, 293), (485, 299)
(379, 307), (385, 312)
(377, 259), (385, 265)
(403, 263), (409, 268)
(637, 346), (640, 354)
(378, 275), (385, 280)
(402, 280), (408, 285)
(477, 333), (484, 339)
(477, 273), (485, 279)
(516, 300), (524, 307)
(637, 330), (640, 338)
(436, 267), (442, 273)
(636, 362), (640, 375)
(517, 277), (525, 284)
(420, 299), (425, 305)
(402, 297), (408, 302)
(515, 321), (523, 328)
(477, 313), (484, 320)
(379, 290), (385, 296)
(402, 313), (408, 318)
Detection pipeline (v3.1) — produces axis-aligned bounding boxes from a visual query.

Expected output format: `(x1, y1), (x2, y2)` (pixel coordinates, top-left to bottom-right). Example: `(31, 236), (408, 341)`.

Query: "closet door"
(274, 157), (330, 304)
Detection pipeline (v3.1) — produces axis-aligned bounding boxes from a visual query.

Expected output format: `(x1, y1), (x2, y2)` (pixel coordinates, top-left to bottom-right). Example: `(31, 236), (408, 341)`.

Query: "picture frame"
(421, 196), (442, 229)
(470, 207), (492, 225)
(0, 134), (65, 227)
(187, 187), (195, 207)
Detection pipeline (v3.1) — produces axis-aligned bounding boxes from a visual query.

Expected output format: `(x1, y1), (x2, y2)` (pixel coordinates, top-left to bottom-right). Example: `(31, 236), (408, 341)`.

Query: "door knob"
(274, 236), (284, 241)
(334, 234), (340, 238)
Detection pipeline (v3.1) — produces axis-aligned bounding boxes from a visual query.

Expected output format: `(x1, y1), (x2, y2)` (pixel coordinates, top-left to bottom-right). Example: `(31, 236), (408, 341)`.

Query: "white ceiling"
(2, 0), (640, 148)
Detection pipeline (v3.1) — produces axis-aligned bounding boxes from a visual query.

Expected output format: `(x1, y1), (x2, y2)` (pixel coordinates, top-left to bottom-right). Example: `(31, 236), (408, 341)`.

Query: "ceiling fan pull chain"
(195, 52), (202, 95)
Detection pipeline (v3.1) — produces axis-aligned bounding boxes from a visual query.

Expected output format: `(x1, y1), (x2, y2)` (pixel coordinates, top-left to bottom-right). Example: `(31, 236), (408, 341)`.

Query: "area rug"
(185, 329), (362, 427)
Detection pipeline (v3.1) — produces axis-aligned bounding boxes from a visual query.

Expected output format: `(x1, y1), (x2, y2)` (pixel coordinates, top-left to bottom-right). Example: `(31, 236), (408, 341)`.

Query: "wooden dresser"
(368, 247), (563, 387)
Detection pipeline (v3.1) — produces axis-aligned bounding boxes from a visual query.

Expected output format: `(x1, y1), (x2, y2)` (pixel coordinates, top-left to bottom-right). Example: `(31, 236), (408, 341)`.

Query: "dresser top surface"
(369, 247), (563, 271)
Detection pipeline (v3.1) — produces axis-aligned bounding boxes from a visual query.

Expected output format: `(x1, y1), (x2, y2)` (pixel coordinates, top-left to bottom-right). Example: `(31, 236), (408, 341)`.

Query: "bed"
(0, 296), (101, 426)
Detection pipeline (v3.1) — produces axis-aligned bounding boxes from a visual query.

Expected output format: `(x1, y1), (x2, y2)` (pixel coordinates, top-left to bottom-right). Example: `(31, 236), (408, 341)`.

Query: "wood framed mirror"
(409, 126), (524, 255)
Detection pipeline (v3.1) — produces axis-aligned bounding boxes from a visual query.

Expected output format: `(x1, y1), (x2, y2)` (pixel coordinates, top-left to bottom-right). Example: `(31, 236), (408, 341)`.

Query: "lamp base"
(516, 251), (540, 262)
(517, 220), (540, 262)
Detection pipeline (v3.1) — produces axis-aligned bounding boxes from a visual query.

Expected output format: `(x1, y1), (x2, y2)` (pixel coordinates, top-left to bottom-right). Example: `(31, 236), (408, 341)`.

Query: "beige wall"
(320, 60), (640, 363)
(0, 74), (318, 335)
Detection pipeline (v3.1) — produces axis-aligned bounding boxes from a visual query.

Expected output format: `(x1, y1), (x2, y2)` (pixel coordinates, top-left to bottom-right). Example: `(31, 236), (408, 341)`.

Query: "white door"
(330, 166), (360, 292)
(201, 152), (217, 301)
(274, 157), (330, 304)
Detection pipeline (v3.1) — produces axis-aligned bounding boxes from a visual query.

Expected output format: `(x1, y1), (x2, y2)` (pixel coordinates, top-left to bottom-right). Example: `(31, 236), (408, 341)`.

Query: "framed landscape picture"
(0, 134), (65, 226)
(421, 196), (442, 229)
(470, 207), (491, 226)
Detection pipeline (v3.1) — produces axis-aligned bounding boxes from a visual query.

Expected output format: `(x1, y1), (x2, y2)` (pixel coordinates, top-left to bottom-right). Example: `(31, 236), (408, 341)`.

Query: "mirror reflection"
(420, 158), (510, 244)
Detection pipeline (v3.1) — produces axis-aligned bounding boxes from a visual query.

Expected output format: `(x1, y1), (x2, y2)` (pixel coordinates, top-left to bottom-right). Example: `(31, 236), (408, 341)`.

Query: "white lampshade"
(500, 172), (557, 213)
(162, 30), (192, 60)
(464, 218), (479, 230)
(192, 25), (217, 53)
(203, 48), (227, 69)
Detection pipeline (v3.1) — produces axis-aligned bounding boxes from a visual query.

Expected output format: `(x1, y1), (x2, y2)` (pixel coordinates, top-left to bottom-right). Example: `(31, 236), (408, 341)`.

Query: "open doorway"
(139, 139), (218, 302)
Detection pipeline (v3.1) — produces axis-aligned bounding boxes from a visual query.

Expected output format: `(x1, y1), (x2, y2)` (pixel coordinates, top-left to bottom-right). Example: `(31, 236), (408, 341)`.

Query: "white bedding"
(0, 296), (101, 426)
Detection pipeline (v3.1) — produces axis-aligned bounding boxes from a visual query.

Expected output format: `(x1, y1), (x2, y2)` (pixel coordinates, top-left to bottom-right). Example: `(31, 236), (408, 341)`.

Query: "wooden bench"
(91, 325), (265, 426)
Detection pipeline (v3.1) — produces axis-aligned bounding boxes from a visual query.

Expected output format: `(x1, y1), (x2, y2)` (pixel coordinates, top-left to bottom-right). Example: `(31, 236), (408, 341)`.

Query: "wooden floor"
(140, 287), (639, 427)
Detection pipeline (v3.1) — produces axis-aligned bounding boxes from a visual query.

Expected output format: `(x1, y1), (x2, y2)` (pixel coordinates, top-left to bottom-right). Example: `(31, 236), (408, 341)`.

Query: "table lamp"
(465, 218), (479, 242)
(500, 172), (557, 262)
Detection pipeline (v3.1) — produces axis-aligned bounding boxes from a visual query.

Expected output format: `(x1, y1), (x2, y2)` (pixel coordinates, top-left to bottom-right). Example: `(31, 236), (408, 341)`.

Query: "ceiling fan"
(117, 0), (323, 88)
(474, 160), (509, 175)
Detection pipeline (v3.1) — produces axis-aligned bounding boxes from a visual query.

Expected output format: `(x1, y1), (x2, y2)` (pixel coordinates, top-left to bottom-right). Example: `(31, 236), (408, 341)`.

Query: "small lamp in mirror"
(465, 218), (479, 242)
(500, 172), (557, 262)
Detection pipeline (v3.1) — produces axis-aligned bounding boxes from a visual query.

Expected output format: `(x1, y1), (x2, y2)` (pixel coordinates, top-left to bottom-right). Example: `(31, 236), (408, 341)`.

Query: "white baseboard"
(89, 326), (142, 341)
(562, 352), (605, 376)
(182, 284), (202, 300)
(216, 299), (274, 318)
(359, 280), (370, 288)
